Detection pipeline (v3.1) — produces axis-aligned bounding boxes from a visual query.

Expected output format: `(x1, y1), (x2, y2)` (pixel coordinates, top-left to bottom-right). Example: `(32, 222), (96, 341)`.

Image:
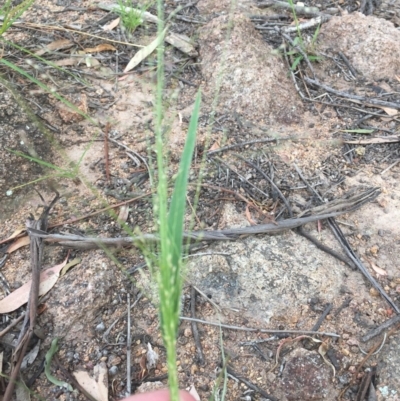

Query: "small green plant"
(0, 0), (35, 35)
(285, 0), (322, 71)
(116, 0), (150, 32)
(148, 90), (201, 401)
(5, 136), (95, 195)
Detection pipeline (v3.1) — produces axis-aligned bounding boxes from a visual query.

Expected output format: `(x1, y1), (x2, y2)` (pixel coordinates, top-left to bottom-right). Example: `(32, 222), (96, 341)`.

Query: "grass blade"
(157, 90), (200, 401)
(167, 89), (201, 266)
(339, 129), (374, 134)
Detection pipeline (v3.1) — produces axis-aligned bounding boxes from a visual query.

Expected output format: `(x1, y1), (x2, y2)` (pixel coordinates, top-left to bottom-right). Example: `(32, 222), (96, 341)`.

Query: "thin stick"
(104, 122), (111, 183)
(226, 365), (278, 401)
(280, 30), (316, 78)
(0, 314), (25, 339)
(311, 303), (333, 332)
(305, 77), (400, 110)
(361, 314), (400, 342)
(212, 156), (272, 204)
(48, 191), (152, 228)
(179, 316), (340, 338)
(206, 136), (296, 155)
(126, 293), (132, 396)
(190, 286), (205, 365)
(380, 159), (400, 175)
(282, 14), (331, 33)
(107, 136), (152, 186)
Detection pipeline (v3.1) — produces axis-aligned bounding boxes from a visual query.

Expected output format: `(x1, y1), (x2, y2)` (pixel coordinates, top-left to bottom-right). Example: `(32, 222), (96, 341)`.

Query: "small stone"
(108, 355), (122, 366)
(184, 328), (192, 338)
(338, 374), (350, 385)
(266, 372), (276, 383)
(370, 245), (379, 256)
(350, 346), (359, 354)
(191, 364), (198, 375)
(109, 366), (118, 376)
(95, 322), (105, 332)
(370, 288), (379, 297)
(66, 351), (74, 362)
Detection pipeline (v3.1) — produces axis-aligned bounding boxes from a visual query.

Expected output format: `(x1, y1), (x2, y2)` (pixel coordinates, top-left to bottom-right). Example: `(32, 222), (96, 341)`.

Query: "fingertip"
(120, 389), (196, 401)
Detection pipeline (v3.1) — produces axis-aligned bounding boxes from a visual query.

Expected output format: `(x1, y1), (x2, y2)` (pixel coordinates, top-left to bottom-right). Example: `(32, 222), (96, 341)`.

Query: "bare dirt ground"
(1, 0), (400, 400)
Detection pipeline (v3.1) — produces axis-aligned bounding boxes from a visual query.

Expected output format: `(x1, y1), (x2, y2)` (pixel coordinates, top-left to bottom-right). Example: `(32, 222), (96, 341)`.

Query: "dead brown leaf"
(103, 17), (120, 31)
(367, 258), (387, 277)
(0, 257), (68, 314)
(379, 106), (398, 116)
(245, 205), (257, 226)
(73, 363), (108, 401)
(54, 58), (81, 67)
(7, 235), (30, 254)
(118, 205), (130, 226)
(318, 340), (336, 377)
(35, 39), (73, 56)
(208, 141), (221, 152)
(0, 227), (26, 245)
(84, 44), (117, 53)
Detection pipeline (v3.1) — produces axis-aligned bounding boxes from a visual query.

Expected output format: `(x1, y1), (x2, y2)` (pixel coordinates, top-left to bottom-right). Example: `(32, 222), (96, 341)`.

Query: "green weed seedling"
(116, 0), (151, 32)
(5, 138), (94, 195)
(0, 0), (34, 35)
(285, 0), (322, 71)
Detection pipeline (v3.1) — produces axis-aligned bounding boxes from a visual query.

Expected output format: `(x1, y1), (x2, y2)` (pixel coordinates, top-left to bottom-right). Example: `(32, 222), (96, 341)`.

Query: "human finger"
(120, 389), (196, 401)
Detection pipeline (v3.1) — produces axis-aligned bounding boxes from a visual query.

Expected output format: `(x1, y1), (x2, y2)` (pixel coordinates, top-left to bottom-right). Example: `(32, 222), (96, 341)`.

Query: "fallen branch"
(343, 135), (400, 145)
(3, 193), (59, 401)
(281, 14), (331, 34)
(305, 77), (400, 110)
(257, 0), (320, 15)
(294, 165), (399, 314)
(28, 187), (380, 250)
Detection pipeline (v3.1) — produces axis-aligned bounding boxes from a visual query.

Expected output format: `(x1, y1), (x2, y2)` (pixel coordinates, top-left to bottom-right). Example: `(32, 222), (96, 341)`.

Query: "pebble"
(191, 364), (198, 375)
(266, 372), (276, 383)
(338, 374), (350, 385)
(109, 366), (118, 376)
(66, 351), (74, 362)
(350, 346), (359, 354)
(95, 322), (106, 332)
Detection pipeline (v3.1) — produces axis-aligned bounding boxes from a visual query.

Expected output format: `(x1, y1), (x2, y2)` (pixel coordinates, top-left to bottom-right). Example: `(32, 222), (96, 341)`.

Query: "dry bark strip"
(28, 186), (380, 250)
(305, 77), (400, 110)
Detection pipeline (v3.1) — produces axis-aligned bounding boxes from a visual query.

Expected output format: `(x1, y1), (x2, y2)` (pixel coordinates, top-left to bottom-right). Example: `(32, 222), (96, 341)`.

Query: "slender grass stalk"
(3, 39), (92, 87)
(0, 59), (93, 122)
(0, 0), (34, 35)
